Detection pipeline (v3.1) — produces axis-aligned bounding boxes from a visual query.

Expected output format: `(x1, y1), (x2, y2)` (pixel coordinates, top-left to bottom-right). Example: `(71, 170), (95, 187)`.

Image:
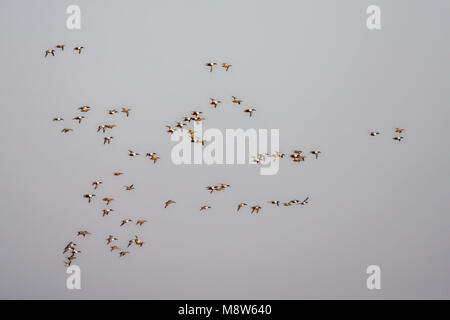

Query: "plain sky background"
(0, 0), (449, 299)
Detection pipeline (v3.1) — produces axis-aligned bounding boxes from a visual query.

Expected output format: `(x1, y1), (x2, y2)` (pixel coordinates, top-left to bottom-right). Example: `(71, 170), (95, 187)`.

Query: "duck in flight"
(136, 220), (147, 226)
(206, 62), (217, 72)
(106, 235), (118, 245)
(45, 49), (55, 57)
(122, 108), (131, 117)
(222, 63), (232, 71)
(73, 116), (84, 124)
(310, 150), (321, 159)
(102, 208), (114, 217)
(83, 194), (95, 203)
(78, 106), (90, 112)
(251, 205), (262, 214)
(209, 98), (221, 108)
(232, 96), (242, 105)
(237, 203), (247, 211)
(164, 200), (175, 208)
(244, 108), (256, 117)
(74, 46), (84, 54)
(104, 136), (113, 144)
(103, 197), (114, 205)
(120, 219), (132, 227)
(300, 197), (309, 205)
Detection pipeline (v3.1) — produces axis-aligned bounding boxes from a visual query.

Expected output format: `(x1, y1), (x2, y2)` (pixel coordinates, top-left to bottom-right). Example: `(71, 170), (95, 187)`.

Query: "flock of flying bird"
(49, 50), (404, 267)
(45, 44), (84, 57)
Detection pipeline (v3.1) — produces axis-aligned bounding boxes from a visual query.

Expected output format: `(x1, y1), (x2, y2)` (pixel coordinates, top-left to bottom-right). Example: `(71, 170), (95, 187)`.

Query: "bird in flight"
(73, 116), (84, 124)
(45, 49), (55, 57)
(127, 239), (136, 247)
(272, 152), (285, 159)
(193, 116), (206, 123)
(106, 235), (118, 245)
(244, 108), (256, 117)
(77, 231), (91, 237)
(300, 197), (309, 205)
(78, 106), (90, 112)
(310, 150), (321, 159)
(134, 236), (144, 247)
(119, 251), (130, 257)
(165, 200), (175, 208)
(122, 108), (131, 117)
(63, 242), (76, 254)
(67, 254), (77, 262)
(395, 128), (405, 133)
(108, 109), (118, 115)
(56, 44), (65, 51)
(175, 122), (185, 130)
(110, 245), (120, 252)
(291, 152), (306, 162)
(393, 136), (404, 142)
(83, 194), (95, 203)
(136, 220), (147, 226)
(103, 197), (114, 205)
(102, 208), (114, 217)
(124, 184), (135, 191)
(148, 154), (160, 164)
(74, 46), (84, 54)
(128, 150), (139, 157)
(251, 206), (262, 214)
(205, 62), (217, 72)
(166, 126), (175, 134)
(232, 96), (242, 105)
(113, 172), (123, 176)
(104, 136), (113, 144)
(222, 63), (232, 71)
(370, 132), (380, 136)
(53, 117), (64, 121)
(237, 203), (247, 211)
(61, 128), (73, 133)
(120, 219), (132, 227)
(200, 205), (212, 211)
(209, 98), (221, 108)
(269, 200), (280, 206)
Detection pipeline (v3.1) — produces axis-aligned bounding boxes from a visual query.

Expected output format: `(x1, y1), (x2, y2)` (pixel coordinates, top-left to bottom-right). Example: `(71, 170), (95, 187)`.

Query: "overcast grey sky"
(0, 0), (449, 299)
